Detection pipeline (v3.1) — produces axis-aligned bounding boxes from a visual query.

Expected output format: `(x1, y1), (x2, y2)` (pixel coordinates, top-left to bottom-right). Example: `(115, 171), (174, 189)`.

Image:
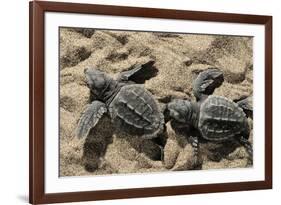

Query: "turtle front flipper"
(76, 101), (107, 139)
(193, 68), (224, 101)
(236, 96), (253, 118)
(117, 60), (158, 84)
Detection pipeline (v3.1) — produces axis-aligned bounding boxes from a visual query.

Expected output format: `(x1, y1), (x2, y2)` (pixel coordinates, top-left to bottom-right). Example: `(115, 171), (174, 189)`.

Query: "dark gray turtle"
(76, 60), (164, 150)
(167, 68), (253, 166)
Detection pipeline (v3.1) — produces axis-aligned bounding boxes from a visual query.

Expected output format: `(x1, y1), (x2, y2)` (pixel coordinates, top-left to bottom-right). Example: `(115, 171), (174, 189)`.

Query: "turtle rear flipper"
(238, 136), (253, 165)
(76, 101), (107, 139)
(188, 136), (202, 169)
(117, 60), (158, 84)
(236, 96), (253, 118)
(193, 68), (224, 101)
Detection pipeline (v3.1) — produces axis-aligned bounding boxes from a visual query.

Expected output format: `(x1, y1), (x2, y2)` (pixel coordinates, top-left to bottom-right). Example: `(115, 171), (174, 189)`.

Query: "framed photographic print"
(29, 1), (272, 204)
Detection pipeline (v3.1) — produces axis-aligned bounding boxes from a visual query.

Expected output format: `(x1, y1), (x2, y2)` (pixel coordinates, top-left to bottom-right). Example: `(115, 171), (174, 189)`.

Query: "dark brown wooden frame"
(29, 1), (272, 204)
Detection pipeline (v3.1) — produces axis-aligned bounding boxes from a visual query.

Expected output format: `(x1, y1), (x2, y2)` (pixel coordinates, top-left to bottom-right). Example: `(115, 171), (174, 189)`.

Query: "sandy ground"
(59, 27), (253, 176)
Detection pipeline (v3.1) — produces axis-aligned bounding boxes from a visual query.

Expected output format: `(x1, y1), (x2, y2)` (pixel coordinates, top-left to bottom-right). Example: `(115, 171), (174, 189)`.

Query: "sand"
(59, 27), (253, 176)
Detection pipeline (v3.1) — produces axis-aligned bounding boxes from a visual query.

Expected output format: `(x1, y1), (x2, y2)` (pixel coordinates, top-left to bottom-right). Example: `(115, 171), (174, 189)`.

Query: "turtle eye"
(169, 110), (181, 121)
(171, 110), (179, 118)
(93, 75), (106, 89)
(85, 75), (92, 88)
(85, 72), (106, 90)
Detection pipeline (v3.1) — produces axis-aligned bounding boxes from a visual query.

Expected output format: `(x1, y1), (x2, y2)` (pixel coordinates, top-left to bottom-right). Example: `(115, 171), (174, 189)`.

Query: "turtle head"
(167, 99), (193, 124)
(84, 68), (112, 99)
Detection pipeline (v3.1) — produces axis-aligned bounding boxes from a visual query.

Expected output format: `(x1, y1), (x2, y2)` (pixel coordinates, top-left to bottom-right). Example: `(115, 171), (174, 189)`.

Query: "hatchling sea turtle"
(167, 68), (253, 166)
(76, 59), (165, 148)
